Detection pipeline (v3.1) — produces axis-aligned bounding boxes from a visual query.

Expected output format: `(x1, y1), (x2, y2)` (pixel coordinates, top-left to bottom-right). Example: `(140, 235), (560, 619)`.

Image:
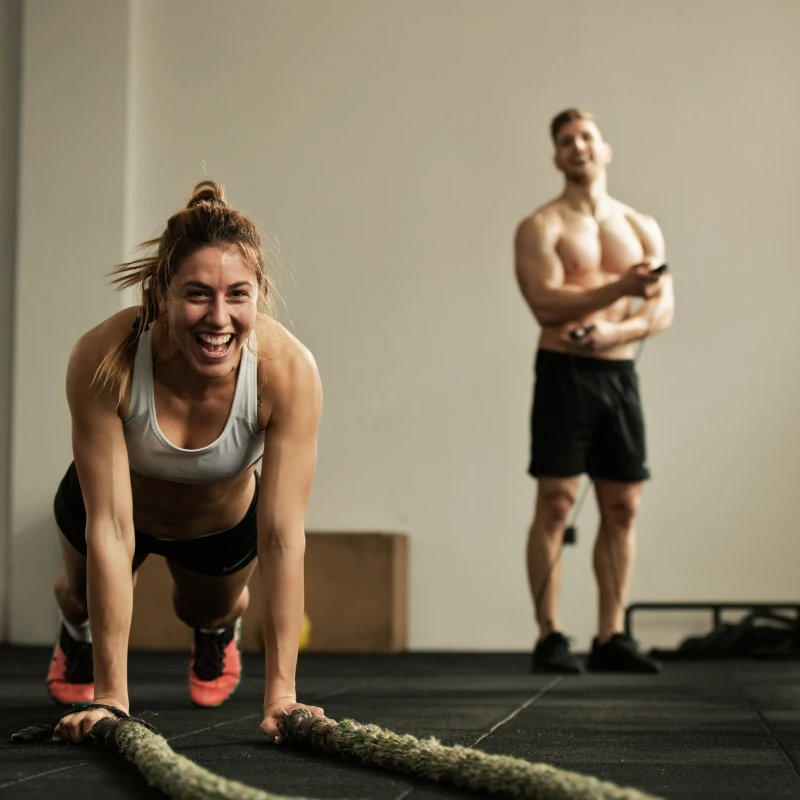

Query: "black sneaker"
(531, 632), (584, 674)
(46, 624), (94, 704)
(189, 618), (243, 707)
(587, 633), (662, 673)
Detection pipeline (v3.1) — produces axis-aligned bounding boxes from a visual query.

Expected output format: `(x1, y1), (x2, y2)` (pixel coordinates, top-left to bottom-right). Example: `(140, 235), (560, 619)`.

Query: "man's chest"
(556, 215), (645, 279)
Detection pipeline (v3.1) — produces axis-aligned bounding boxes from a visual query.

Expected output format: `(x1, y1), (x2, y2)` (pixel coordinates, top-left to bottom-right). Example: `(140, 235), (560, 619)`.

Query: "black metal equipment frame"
(625, 602), (800, 639)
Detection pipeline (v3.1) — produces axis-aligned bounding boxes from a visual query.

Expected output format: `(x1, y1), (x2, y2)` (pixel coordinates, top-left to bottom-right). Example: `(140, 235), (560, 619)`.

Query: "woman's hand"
(53, 696), (129, 745)
(260, 695), (324, 744)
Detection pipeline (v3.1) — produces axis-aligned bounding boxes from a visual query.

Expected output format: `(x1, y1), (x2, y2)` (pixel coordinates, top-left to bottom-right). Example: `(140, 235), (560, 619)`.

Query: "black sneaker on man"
(587, 633), (661, 673)
(531, 632), (584, 674)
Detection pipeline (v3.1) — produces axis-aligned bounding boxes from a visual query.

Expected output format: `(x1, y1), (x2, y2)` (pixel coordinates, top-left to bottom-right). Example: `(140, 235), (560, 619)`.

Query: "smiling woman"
(96, 181), (269, 403)
(47, 181), (324, 746)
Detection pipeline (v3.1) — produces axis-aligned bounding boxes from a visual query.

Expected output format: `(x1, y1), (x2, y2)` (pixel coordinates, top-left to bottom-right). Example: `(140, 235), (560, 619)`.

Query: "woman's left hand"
(260, 696), (325, 744)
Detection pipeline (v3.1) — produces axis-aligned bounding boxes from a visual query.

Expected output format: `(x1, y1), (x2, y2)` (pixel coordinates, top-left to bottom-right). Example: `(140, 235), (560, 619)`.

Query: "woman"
(48, 181), (324, 744)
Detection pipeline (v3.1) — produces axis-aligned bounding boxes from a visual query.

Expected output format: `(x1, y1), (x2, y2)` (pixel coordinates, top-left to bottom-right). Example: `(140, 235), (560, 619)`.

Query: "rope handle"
(10, 703), (156, 743)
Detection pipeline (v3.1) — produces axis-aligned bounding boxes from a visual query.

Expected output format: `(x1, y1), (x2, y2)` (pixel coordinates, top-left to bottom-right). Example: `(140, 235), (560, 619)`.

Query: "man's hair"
(550, 108), (596, 143)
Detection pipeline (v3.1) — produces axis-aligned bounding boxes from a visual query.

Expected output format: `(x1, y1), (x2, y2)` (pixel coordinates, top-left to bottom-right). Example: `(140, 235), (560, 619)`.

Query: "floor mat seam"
(471, 675), (563, 748)
(0, 762), (90, 791)
(392, 676), (564, 800)
(751, 706), (800, 782)
(725, 663), (800, 784)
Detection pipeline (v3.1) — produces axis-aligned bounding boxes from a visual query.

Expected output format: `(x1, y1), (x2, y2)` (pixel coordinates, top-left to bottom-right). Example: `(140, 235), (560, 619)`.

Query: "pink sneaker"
(189, 618), (242, 707)
(46, 625), (94, 705)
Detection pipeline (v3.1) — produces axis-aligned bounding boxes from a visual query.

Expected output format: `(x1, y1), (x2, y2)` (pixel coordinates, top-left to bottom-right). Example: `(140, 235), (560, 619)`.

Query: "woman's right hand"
(53, 696), (129, 745)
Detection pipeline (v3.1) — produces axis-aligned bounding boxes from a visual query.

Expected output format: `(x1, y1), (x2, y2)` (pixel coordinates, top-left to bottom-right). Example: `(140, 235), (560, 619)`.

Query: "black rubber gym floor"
(2, 647), (799, 799)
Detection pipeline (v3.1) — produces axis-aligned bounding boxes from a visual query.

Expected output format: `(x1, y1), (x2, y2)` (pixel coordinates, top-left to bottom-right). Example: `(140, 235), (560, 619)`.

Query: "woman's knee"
(54, 568), (88, 619)
(172, 583), (249, 629)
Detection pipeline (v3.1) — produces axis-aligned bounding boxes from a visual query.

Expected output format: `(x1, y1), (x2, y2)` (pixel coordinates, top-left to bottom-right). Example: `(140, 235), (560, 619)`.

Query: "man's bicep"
(639, 214), (666, 263)
(515, 217), (565, 302)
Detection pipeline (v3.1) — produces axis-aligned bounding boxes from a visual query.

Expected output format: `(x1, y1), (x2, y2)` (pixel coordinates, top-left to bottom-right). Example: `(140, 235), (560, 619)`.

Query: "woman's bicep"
(257, 351), (321, 539)
(66, 339), (134, 542)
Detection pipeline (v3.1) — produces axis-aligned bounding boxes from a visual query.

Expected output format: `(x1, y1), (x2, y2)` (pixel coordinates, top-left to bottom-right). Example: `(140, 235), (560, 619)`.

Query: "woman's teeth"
(197, 333), (233, 354)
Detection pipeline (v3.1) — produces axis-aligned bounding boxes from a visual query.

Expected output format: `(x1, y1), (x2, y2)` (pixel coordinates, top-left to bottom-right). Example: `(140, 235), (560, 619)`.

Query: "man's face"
(553, 119), (611, 184)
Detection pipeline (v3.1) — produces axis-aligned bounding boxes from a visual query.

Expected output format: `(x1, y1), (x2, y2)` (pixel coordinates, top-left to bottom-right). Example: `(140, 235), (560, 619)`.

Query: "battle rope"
(11, 707), (665, 800)
(279, 709), (663, 800)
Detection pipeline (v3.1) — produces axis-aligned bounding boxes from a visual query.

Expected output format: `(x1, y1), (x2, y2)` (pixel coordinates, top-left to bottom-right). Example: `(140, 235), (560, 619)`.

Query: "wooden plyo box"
(301, 532), (408, 653)
(128, 531), (408, 654)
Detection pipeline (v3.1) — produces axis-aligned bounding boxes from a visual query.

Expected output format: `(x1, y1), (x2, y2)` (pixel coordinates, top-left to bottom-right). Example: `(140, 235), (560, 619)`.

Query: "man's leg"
(592, 479), (642, 642)
(526, 351), (590, 674)
(527, 476), (580, 638)
(584, 361), (659, 672)
(527, 476), (584, 674)
(587, 479), (659, 672)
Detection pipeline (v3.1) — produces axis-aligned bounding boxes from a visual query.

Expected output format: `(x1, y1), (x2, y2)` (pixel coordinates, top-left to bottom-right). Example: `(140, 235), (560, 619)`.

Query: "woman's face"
(164, 246), (258, 378)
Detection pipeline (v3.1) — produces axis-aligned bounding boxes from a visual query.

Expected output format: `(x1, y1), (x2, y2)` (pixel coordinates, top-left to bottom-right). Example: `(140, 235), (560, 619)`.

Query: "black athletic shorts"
(528, 349), (650, 483)
(53, 461), (258, 576)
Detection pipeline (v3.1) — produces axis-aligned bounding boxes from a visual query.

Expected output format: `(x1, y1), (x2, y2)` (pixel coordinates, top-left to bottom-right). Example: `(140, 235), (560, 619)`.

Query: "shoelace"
(193, 632), (230, 681)
(64, 640), (94, 683)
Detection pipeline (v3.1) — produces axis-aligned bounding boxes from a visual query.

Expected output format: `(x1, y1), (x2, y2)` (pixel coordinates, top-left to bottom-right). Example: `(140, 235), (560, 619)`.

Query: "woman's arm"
(256, 339), (323, 739)
(55, 323), (136, 743)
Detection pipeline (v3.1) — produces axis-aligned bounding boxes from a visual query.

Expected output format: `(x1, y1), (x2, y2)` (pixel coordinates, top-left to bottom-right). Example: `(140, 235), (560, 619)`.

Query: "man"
(514, 109), (674, 674)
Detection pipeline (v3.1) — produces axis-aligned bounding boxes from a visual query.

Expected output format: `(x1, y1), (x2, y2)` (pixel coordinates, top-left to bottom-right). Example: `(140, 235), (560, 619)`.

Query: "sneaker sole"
(190, 676), (242, 709)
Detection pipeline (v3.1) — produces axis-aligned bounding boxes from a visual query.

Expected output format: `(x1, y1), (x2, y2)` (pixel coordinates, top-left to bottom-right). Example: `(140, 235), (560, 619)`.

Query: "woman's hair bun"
(187, 180), (226, 208)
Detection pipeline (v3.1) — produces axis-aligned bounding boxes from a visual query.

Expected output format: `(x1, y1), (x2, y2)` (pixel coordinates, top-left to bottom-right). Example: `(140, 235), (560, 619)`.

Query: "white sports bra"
(122, 329), (264, 485)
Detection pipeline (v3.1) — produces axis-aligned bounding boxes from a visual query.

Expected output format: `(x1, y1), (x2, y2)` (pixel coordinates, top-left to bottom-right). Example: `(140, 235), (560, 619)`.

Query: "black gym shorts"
(528, 349), (650, 483)
(53, 461), (258, 576)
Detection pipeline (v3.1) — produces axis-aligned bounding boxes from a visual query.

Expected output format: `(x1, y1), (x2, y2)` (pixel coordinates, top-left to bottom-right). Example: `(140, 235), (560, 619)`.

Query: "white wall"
(10, 0), (133, 642)
(9, 0), (800, 650)
(0, 0), (21, 642)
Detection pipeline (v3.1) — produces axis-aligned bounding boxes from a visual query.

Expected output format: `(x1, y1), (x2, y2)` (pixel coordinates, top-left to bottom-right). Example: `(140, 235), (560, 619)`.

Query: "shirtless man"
(515, 109), (675, 674)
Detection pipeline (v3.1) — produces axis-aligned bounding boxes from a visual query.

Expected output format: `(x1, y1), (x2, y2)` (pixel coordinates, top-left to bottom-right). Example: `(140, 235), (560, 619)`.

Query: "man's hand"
(260, 696), (325, 744)
(53, 696), (129, 745)
(617, 262), (662, 299)
(563, 319), (620, 353)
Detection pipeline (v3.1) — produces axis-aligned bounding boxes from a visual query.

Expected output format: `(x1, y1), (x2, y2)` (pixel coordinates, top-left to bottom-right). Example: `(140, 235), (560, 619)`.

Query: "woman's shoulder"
(71, 307), (142, 363)
(253, 315), (320, 401)
(67, 307), (142, 408)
